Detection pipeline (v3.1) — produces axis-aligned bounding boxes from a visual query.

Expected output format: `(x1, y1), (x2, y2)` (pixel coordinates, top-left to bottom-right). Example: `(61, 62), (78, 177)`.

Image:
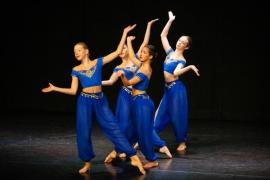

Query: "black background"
(1, 0), (268, 122)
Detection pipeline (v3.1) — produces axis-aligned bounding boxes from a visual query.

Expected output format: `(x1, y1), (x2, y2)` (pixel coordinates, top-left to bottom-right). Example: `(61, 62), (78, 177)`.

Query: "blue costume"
(71, 57), (136, 161)
(152, 48), (188, 147)
(129, 72), (157, 162)
(113, 65), (137, 140)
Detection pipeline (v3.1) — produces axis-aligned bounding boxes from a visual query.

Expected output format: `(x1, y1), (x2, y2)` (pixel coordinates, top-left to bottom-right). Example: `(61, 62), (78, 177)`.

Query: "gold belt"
(122, 86), (132, 94)
(80, 92), (103, 99)
(165, 82), (176, 89)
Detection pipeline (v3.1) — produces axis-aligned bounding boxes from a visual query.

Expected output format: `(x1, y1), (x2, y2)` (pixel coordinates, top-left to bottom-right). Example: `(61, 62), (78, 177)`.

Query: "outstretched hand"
(168, 11), (175, 21)
(190, 65), (200, 76)
(124, 24), (137, 34)
(148, 18), (159, 25)
(41, 83), (55, 93)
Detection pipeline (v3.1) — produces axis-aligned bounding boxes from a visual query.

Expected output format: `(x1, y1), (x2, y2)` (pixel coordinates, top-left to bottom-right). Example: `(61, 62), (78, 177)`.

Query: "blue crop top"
(71, 57), (103, 88)
(163, 48), (186, 74)
(133, 72), (150, 91)
(113, 64), (138, 80)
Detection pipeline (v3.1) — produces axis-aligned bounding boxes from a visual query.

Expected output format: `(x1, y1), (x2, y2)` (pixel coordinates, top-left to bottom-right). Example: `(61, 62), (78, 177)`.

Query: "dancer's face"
(139, 47), (152, 62)
(176, 36), (189, 50)
(74, 44), (89, 61)
(119, 44), (128, 58)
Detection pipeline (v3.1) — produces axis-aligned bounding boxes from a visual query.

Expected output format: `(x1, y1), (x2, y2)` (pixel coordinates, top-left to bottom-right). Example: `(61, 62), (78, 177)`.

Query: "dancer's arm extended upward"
(130, 19), (158, 67)
(103, 24), (136, 65)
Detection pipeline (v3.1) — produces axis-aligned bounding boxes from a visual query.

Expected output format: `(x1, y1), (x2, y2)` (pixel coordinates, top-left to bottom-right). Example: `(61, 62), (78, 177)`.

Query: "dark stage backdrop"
(1, 1), (268, 121)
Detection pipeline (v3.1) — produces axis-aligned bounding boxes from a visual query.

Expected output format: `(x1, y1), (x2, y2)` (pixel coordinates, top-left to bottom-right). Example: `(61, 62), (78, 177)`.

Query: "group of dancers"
(42, 11), (200, 175)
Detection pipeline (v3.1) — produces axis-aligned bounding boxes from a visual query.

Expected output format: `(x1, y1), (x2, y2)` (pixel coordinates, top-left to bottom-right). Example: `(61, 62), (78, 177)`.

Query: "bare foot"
(177, 142), (186, 152)
(159, 146), (172, 158)
(104, 150), (117, 163)
(79, 162), (91, 174)
(143, 161), (159, 169)
(130, 155), (146, 175)
(119, 153), (126, 159)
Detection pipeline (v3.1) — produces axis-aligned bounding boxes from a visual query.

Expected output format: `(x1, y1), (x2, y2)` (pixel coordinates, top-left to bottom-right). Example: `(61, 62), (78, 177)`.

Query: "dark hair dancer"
(102, 19), (172, 160)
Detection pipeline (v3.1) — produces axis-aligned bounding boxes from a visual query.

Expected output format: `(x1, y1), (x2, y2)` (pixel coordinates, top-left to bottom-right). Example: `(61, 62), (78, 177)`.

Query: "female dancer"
(118, 35), (159, 169)
(102, 19), (171, 160)
(102, 44), (136, 159)
(41, 25), (146, 175)
(152, 11), (200, 153)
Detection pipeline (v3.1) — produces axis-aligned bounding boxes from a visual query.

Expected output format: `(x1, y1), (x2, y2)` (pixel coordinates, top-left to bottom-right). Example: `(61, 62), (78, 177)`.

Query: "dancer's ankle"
(130, 155), (146, 175)
(104, 150), (117, 163)
(79, 162), (91, 174)
(159, 146), (172, 158)
(143, 160), (159, 169)
(177, 142), (186, 152)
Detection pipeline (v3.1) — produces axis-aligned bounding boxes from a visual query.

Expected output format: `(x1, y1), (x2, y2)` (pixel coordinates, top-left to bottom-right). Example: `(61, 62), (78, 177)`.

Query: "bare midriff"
(132, 89), (146, 96)
(82, 86), (102, 93)
(164, 71), (179, 83)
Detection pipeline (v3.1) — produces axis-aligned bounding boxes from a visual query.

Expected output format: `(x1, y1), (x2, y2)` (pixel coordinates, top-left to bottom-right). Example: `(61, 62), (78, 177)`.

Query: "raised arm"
(102, 72), (119, 86)
(160, 11), (175, 52)
(103, 24), (136, 65)
(136, 18), (159, 61)
(127, 36), (142, 67)
(41, 76), (79, 95)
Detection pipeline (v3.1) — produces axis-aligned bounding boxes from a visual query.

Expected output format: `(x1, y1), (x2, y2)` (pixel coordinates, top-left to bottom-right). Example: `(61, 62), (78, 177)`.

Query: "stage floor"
(0, 113), (269, 180)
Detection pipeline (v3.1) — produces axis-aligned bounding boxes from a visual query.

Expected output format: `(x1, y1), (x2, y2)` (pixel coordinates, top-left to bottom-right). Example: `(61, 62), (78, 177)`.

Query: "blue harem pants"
(152, 80), (188, 147)
(130, 94), (157, 161)
(76, 92), (136, 161)
(115, 86), (134, 141)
